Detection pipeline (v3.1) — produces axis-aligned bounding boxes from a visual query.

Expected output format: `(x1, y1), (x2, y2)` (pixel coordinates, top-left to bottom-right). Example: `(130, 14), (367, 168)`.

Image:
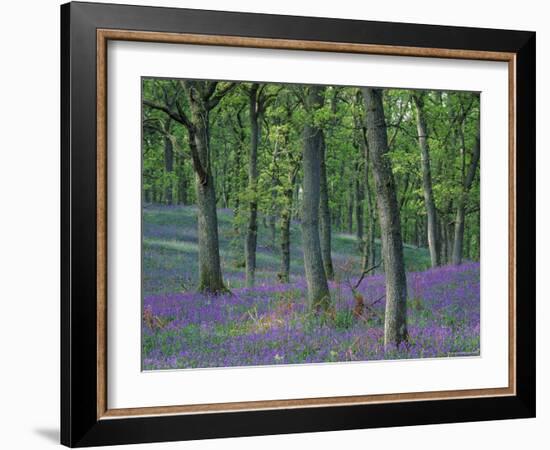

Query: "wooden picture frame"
(61, 1), (535, 447)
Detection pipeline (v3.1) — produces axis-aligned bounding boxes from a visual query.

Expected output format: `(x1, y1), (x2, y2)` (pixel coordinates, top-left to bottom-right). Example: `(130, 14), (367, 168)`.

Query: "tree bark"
(366, 208), (376, 270)
(301, 86), (331, 312)
(361, 127), (376, 270)
(439, 218), (447, 264)
(447, 221), (455, 265)
(192, 116), (225, 293)
(278, 169), (298, 283)
(413, 94), (439, 267)
(245, 84), (261, 287)
(362, 87), (408, 348)
(452, 131), (480, 265)
(268, 175), (277, 248)
(279, 210), (291, 283)
(187, 83), (227, 293)
(355, 162), (365, 242)
(195, 172), (225, 293)
(464, 224), (471, 260)
(347, 181), (354, 234)
(163, 134), (174, 205)
(319, 135), (335, 280)
(175, 153), (187, 205)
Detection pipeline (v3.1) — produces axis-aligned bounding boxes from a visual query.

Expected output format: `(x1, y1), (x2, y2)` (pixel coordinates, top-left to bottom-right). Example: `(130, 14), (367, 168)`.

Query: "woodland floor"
(142, 205), (480, 369)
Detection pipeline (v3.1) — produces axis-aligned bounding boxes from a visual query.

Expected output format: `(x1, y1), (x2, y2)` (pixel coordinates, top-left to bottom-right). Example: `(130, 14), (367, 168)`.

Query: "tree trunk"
(361, 130), (376, 270)
(363, 87), (408, 348)
(421, 215), (428, 248)
(355, 163), (365, 242)
(446, 220), (455, 265)
(413, 94), (439, 267)
(189, 98), (226, 294)
(163, 135), (174, 205)
(439, 219), (447, 264)
(402, 216), (409, 245)
(319, 135), (334, 280)
(367, 216), (376, 269)
(452, 205), (466, 265)
(245, 84), (261, 287)
(196, 172), (226, 293)
(268, 182), (277, 248)
(464, 226), (471, 259)
(279, 210), (291, 283)
(176, 153), (187, 205)
(452, 132), (480, 265)
(366, 176), (376, 270)
(347, 182), (354, 234)
(278, 170), (297, 283)
(293, 179), (301, 220)
(302, 86), (331, 312)
(362, 209), (376, 272)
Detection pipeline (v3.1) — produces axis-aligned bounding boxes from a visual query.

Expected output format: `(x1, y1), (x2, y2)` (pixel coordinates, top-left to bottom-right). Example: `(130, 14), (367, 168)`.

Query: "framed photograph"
(61, 1), (535, 447)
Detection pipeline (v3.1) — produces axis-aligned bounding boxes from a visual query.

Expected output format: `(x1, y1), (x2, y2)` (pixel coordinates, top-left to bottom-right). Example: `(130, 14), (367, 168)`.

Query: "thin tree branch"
(207, 82), (238, 110)
(354, 261), (382, 290)
(143, 99), (194, 131)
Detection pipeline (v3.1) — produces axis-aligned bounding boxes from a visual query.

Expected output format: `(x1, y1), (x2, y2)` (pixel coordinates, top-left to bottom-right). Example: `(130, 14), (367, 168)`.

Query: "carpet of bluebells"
(142, 205), (480, 370)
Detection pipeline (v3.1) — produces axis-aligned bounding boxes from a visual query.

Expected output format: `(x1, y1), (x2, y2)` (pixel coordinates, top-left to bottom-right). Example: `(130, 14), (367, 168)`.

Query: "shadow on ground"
(34, 428), (59, 444)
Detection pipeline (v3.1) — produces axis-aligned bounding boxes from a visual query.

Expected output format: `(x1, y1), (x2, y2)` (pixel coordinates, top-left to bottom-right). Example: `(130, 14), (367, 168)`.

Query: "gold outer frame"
(96, 29), (516, 420)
